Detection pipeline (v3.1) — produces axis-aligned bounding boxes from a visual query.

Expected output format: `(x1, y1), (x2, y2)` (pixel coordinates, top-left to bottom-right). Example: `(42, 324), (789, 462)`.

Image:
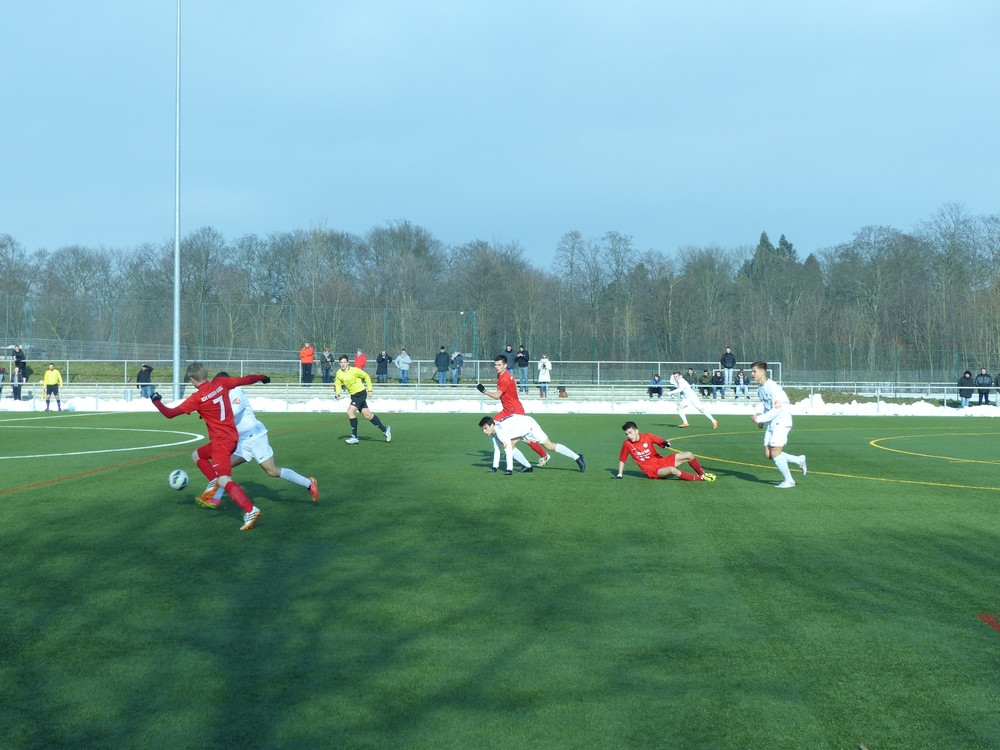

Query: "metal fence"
(1, 294), (994, 382)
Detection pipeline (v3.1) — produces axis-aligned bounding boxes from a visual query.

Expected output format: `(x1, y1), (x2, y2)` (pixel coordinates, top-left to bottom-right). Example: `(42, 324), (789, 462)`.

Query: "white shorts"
(764, 423), (791, 448)
(235, 429), (274, 465)
(496, 414), (549, 445)
(679, 395), (704, 412)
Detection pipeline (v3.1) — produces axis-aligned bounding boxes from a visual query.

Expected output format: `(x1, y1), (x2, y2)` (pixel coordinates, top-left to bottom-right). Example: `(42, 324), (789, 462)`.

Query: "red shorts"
(197, 438), (237, 478)
(640, 454), (677, 479)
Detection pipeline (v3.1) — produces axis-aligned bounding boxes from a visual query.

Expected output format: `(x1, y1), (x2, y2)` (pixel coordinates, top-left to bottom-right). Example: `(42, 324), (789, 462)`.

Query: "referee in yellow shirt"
(334, 354), (391, 444)
(42, 362), (64, 411)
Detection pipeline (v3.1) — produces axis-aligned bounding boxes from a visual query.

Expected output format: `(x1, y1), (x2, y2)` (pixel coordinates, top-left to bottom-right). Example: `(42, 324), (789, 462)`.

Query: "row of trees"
(2, 202), (999, 379)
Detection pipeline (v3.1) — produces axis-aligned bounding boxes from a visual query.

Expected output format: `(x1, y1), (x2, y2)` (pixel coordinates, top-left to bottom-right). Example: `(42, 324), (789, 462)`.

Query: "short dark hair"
(622, 421), (638, 431)
(495, 355), (508, 365)
(478, 416), (495, 428)
(751, 360), (768, 372)
(339, 354), (350, 362)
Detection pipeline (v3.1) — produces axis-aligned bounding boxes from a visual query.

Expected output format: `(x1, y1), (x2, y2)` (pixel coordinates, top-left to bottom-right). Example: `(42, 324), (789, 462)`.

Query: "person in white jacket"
(750, 361), (807, 488)
(537, 355), (552, 397)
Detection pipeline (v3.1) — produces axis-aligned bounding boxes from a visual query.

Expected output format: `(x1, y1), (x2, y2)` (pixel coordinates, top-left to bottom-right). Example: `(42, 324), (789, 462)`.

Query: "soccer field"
(2, 412), (999, 749)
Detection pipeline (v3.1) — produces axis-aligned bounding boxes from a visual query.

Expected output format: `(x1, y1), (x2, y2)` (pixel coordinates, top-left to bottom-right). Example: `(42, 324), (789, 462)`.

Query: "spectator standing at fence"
(515, 346), (530, 394)
(355, 349), (367, 371)
(42, 362), (63, 411)
(136, 363), (154, 398)
(648, 374), (663, 398)
(721, 347), (736, 389)
(958, 370), (975, 408)
(13, 344), (26, 377)
(320, 347), (334, 384)
(394, 348), (411, 384)
(734, 369), (751, 399)
(976, 367), (993, 406)
(537, 355), (552, 398)
(376, 349), (390, 383)
(0, 365), (4, 399)
(299, 342), (315, 385)
(435, 346), (450, 385)
(11, 365), (23, 401)
(450, 350), (464, 385)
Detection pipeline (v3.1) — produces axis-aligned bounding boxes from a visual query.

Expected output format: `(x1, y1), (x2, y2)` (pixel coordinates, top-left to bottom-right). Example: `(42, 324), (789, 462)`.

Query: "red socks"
(224, 481), (254, 512)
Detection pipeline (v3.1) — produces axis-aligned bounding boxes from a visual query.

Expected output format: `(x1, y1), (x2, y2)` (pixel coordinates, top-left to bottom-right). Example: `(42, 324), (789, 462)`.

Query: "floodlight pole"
(172, 0), (182, 399)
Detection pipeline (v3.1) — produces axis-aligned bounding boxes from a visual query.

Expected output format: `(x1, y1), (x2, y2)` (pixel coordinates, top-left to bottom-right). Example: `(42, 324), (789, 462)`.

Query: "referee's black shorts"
(349, 391), (369, 411)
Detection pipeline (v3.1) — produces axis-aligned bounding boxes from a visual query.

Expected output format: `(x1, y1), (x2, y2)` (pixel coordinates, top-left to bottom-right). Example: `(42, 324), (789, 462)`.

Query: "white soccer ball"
(168, 469), (189, 491)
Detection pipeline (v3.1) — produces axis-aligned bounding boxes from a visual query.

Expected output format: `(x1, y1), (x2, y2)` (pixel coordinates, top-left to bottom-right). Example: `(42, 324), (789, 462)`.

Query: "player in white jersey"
(478, 415), (586, 475)
(750, 361), (807, 488)
(667, 371), (718, 429)
(196, 374), (319, 507)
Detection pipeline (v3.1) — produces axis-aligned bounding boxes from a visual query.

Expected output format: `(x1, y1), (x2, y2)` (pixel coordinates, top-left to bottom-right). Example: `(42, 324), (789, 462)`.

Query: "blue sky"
(2, 1), (998, 266)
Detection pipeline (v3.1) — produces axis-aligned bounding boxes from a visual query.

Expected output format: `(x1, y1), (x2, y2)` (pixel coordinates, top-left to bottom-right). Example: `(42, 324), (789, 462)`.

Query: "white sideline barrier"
(1, 387), (996, 418)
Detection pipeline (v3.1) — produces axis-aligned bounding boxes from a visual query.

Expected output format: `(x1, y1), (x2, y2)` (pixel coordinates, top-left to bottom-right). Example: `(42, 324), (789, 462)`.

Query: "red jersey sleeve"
(619, 441), (631, 463)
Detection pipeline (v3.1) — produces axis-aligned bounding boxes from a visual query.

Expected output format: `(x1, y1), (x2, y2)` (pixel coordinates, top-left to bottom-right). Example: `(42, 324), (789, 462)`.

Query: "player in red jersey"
(613, 421), (715, 481)
(477, 355), (550, 468)
(152, 362), (270, 530)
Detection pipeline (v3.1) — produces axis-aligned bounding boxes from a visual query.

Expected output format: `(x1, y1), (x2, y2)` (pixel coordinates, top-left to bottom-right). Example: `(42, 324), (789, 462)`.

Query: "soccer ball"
(168, 469), (189, 491)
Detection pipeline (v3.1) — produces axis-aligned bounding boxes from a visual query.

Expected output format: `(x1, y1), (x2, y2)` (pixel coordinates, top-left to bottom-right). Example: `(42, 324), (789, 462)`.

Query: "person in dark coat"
(975, 367), (993, 406)
(958, 370), (975, 408)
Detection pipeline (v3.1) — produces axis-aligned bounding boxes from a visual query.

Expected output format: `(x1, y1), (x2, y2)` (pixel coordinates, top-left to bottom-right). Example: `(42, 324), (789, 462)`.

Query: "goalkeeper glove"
(151, 392), (162, 402)
(261, 375), (271, 384)
(476, 383), (486, 393)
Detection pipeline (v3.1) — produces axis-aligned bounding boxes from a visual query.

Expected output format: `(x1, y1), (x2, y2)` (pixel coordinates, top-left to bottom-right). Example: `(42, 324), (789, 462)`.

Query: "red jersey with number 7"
(154, 374), (266, 445)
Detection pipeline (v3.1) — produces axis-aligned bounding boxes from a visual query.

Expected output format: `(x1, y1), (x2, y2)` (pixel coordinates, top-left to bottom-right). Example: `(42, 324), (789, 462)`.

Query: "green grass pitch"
(2, 411), (1000, 749)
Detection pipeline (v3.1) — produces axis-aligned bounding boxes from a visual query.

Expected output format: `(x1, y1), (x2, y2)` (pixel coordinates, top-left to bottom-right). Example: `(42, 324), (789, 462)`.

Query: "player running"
(477, 355), (550, 467)
(195, 373), (319, 508)
(667, 371), (718, 429)
(750, 361), (807, 488)
(614, 421), (715, 481)
(335, 354), (391, 444)
(478, 415), (585, 475)
(151, 363), (268, 531)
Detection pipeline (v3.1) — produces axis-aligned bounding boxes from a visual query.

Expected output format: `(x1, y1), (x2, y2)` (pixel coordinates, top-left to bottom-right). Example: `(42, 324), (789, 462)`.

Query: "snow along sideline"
(1, 393), (996, 418)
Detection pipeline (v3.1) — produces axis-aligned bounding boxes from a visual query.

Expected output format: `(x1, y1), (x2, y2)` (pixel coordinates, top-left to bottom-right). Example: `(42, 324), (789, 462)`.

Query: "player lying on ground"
(614, 421), (715, 481)
(195, 372), (319, 508)
(478, 415), (586, 475)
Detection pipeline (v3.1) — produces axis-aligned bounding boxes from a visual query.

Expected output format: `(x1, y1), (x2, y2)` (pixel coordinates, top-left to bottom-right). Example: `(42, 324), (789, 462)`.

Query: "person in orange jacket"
(299, 342), (315, 384)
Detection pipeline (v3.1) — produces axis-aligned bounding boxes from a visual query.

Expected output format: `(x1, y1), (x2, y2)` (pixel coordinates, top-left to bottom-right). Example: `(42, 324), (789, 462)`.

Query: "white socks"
(773, 453), (794, 483)
(554, 444), (579, 460)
